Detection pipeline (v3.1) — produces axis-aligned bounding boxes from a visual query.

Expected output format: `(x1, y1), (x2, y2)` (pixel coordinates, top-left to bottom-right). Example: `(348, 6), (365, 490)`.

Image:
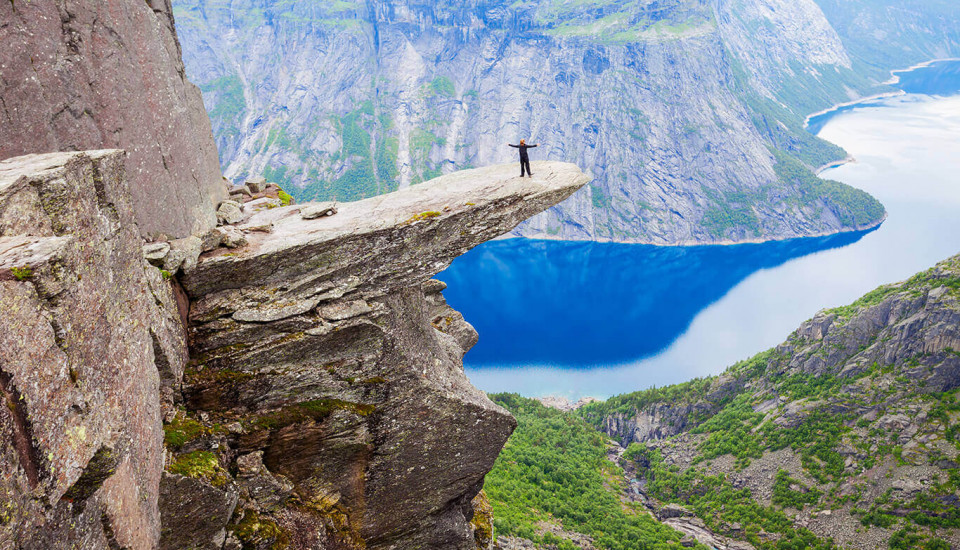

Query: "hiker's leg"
(519, 160), (524, 177)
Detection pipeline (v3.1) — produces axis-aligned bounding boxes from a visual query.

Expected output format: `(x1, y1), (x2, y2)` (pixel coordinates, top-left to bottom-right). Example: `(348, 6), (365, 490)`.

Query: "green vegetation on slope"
(199, 74), (246, 164)
(578, 259), (960, 549)
(486, 394), (701, 550)
(700, 187), (764, 239)
(772, 149), (886, 229)
(297, 101), (400, 202)
(624, 445), (840, 550)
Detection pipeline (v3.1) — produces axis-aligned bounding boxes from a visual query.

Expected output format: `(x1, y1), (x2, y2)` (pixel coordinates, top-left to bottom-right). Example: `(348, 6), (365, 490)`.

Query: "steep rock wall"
(0, 155), (588, 549)
(0, 0), (226, 239)
(173, 0), (888, 245)
(0, 151), (188, 548)
(168, 162), (589, 549)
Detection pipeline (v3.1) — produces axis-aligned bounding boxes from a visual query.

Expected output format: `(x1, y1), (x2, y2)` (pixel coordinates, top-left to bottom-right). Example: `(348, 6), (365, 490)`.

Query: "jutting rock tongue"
(0, 0), (225, 239)
(0, 151), (187, 549)
(178, 162), (589, 549)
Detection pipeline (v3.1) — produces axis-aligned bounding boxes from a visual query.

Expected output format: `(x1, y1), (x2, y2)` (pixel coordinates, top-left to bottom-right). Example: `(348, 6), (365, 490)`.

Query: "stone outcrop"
(172, 161), (589, 549)
(0, 0), (226, 239)
(585, 254), (960, 549)
(0, 151), (188, 548)
(0, 153), (588, 548)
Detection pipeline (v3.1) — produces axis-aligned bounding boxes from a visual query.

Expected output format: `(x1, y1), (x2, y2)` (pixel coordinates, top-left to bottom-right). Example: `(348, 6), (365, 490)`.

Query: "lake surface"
(439, 59), (960, 399)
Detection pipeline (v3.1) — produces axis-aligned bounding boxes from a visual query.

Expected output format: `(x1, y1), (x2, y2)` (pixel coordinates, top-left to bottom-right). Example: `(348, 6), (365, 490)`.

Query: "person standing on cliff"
(508, 139), (539, 177)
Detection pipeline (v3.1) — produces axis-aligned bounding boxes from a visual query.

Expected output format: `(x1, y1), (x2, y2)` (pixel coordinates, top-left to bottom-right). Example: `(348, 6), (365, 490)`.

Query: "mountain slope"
(172, 0), (895, 245)
(578, 254), (960, 549)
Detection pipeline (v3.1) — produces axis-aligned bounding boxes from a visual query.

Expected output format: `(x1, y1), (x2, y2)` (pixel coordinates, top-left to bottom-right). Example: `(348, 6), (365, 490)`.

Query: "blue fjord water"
(439, 59), (960, 399)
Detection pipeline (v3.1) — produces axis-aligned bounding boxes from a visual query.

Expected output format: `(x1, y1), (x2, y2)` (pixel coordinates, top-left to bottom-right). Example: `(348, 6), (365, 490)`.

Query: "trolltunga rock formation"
(174, 161), (589, 549)
(0, 0), (226, 239)
(0, 152), (588, 549)
(0, 151), (187, 549)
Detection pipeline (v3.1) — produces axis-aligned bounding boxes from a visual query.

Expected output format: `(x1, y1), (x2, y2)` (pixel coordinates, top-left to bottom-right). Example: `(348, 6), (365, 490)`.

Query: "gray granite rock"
(218, 226), (248, 249)
(300, 202), (338, 220)
(159, 473), (238, 550)
(245, 177), (267, 194)
(217, 200), (244, 225)
(0, 151), (188, 549)
(0, 0), (225, 240)
(198, 228), (224, 253)
(144, 242), (172, 265)
(179, 162), (588, 549)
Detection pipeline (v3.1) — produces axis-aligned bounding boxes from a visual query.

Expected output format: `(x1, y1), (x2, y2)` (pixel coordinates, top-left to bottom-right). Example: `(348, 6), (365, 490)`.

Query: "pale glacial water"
(439, 60), (960, 400)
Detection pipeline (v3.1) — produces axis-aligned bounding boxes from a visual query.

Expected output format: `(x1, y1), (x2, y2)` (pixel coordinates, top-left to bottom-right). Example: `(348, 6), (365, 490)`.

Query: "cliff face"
(173, 162), (587, 549)
(0, 152), (588, 549)
(582, 255), (960, 549)
(173, 0), (889, 245)
(0, 0), (226, 239)
(814, 0), (960, 74)
(0, 151), (188, 548)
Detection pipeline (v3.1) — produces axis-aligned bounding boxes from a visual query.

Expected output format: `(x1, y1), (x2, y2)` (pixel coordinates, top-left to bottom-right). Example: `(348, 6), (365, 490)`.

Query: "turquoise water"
(440, 60), (960, 399)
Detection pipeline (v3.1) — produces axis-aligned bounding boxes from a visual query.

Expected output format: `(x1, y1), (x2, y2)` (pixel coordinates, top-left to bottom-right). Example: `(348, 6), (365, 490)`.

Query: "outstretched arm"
(508, 144), (519, 148)
(530, 144), (539, 148)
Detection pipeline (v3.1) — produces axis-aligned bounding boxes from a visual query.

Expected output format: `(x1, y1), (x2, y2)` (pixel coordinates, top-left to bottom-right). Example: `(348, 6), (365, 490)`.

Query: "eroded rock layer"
(168, 162), (590, 549)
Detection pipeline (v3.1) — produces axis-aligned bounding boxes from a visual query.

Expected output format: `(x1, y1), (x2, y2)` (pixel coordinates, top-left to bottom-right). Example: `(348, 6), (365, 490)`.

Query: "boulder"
(217, 200), (244, 225)
(198, 228), (224, 253)
(660, 503), (693, 519)
(218, 226), (248, 249)
(245, 177), (267, 194)
(300, 201), (339, 220)
(144, 242), (171, 266)
(164, 236), (203, 273)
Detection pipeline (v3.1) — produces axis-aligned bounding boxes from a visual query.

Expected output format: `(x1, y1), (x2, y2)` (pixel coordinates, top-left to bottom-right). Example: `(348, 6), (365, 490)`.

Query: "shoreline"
(884, 57), (960, 85)
(803, 91), (905, 129)
(804, 57), (960, 128)
(506, 212), (887, 248)
(815, 155), (856, 175)
(511, 59), (955, 250)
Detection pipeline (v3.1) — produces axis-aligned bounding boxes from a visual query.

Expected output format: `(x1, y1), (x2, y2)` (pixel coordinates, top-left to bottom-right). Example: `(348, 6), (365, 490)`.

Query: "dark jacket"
(509, 143), (538, 160)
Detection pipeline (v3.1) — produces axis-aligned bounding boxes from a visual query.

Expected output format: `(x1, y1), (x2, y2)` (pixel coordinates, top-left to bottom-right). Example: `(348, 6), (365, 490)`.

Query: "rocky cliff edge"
(0, 152), (589, 549)
(175, 160), (589, 549)
(0, 0), (226, 240)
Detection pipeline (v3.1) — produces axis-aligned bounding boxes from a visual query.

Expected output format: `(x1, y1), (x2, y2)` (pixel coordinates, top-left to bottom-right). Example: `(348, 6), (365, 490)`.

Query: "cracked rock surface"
(0, 151), (188, 549)
(0, 0), (225, 239)
(176, 162), (589, 549)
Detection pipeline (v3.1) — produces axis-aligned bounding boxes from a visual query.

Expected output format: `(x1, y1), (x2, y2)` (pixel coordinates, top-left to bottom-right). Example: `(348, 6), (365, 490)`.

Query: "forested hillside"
(486, 254), (960, 549)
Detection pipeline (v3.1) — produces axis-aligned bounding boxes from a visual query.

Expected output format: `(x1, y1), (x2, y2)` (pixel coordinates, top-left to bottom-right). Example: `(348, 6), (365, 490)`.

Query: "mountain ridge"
(172, 0), (932, 245)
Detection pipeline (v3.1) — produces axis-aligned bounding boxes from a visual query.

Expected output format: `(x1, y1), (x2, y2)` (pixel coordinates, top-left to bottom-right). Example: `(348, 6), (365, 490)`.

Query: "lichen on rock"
(0, 151), (189, 548)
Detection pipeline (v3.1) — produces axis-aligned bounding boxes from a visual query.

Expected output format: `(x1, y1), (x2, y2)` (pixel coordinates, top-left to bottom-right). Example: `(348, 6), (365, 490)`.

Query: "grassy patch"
(167, 450), (230, 487)
(627, 445), (840, 550)
(10, 266), (32, 280)
(772, 470), (822, 509)
(486, 394), (698, 550)
(772, 149), (885, 229)
(245, 399), (374, 432)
